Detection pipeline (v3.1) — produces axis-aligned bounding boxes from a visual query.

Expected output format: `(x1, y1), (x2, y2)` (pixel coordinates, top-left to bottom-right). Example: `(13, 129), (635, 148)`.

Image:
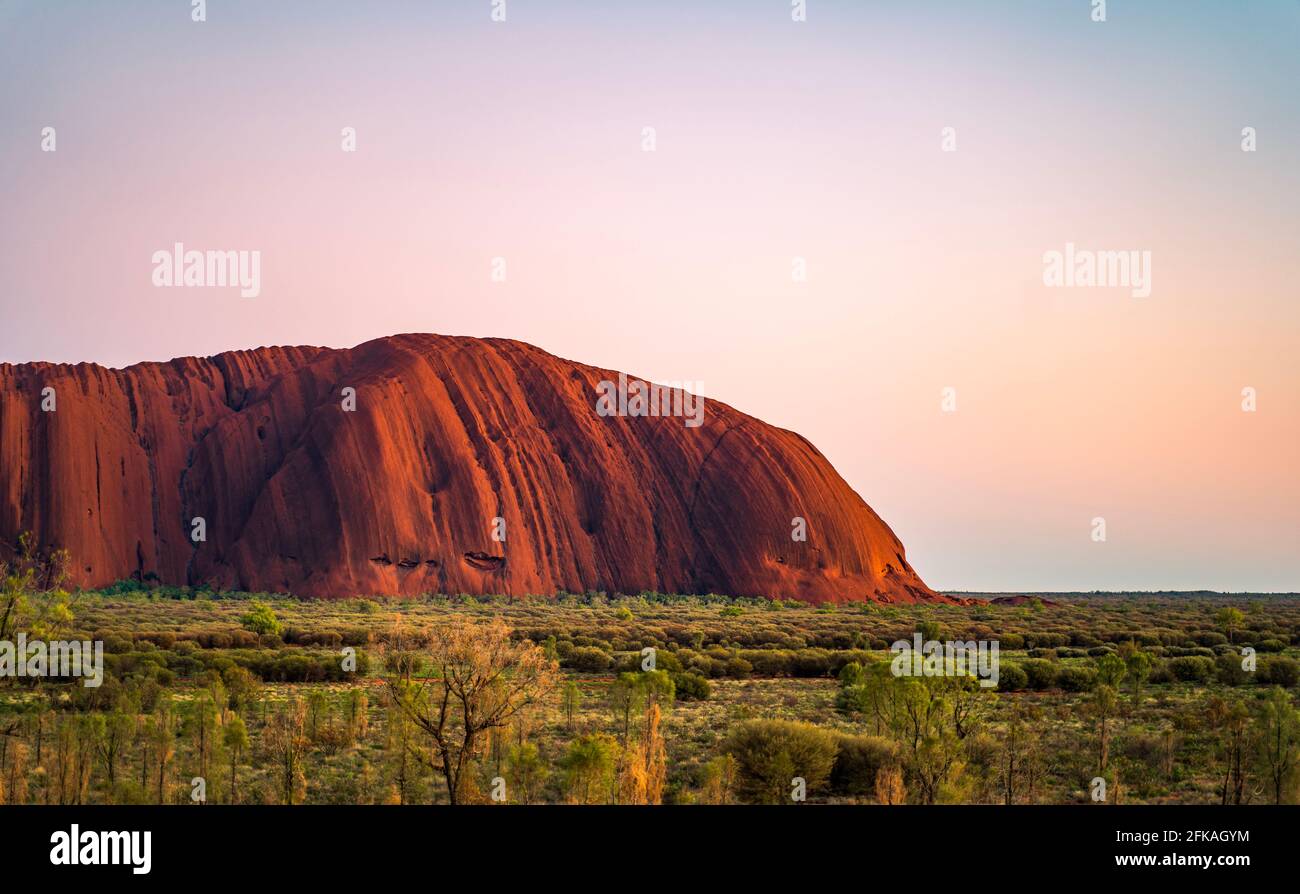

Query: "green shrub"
(564, 646), (613, 672)
(102, 635), (134, 654)
(1215, 653), (1251, 686)
(1258, 656), (1299, 687)
(1167, 656), (1216, 683)
(142, 631), (176, 649)
(1164, 646), (1215, 658)
(1020, 659), (1058, 690)
(722, 719), (838, 804)
(230, 630), (259, 648)
(1025, 632), (1070, 649)
(741, 650), (792, 676)
(838, 662), (865, 686)
(688, 656), (727, 678)
(1055, 665), (1097, 691)
(1147, 660), (1174, 684)
(671, 671), (711, 700)
(830, 734), (898, 796)
(827, 650), (876, 676)
(997, 663), (1029, 692)
(651, 649), (683, 673)
(790, 648), (834, 677)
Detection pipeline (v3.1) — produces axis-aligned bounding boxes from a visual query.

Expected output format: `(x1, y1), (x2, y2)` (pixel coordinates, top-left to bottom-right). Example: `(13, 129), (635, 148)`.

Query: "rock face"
(0, 334), (946, 603)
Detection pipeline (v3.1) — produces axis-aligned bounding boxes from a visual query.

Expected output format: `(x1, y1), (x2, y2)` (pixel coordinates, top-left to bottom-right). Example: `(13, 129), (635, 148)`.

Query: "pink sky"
(2, 1), (1297, 590)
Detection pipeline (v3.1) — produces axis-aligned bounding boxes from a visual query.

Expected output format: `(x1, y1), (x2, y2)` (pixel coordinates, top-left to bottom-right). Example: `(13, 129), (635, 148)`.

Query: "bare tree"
(387, 618), (558, 805)
(263, 699), (309, 805)
(1208, 695), (1254, 805)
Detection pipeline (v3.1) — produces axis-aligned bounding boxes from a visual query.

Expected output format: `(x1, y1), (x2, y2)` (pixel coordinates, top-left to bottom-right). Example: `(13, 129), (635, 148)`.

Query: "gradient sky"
(2, 0), (1298, 592)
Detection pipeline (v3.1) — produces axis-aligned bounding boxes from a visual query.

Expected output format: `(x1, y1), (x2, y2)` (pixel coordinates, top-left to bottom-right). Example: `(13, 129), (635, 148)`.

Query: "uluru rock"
(0, 334), (947, 604)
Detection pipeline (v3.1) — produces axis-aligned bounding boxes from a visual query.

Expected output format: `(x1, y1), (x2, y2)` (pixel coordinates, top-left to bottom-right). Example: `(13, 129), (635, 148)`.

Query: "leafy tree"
(222, 666), (262, 715)
(561, 680), (581, 730)
(636, 670), (674, 731)
(561, 733), (617, 804)
(381, 693), (422, 805)
(1207, 695), (1253, 805)
(343, 690), (369, 744)
(999, 703), (1044, 805)
(1095, 653), (1127, 689)
(147, 697), (177, 804)
(936, 674), (993, 739)
(898, 680), (965, 804)
(837, 661), (903, 735)
(0, 532), (74, 644)
(95, 706), (134, 789)
(609, 673), (643, 743)
(1091, 684), (1119, 774)
(1255, 687), (1299, 804)
(305, 690), (329, 742)
(917, 620), (942, 642)
(183, 690), (221, 789)
(223, 714), (249, 804)
(699, 754), (736, 804)
(617, 703), (667, 804)
(239, 600), (282, 637)
(1215, 607), (1245, 644)
(505, 742), (548, 804)
(1124, 649), (1152, 698)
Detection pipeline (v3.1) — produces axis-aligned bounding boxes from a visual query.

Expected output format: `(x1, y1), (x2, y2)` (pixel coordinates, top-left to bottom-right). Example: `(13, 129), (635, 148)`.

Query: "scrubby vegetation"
(2, 553), (1299, 805)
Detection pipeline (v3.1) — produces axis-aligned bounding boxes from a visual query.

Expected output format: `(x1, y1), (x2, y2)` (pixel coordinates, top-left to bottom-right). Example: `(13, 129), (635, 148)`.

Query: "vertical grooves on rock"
(0, 335), (946, 604)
